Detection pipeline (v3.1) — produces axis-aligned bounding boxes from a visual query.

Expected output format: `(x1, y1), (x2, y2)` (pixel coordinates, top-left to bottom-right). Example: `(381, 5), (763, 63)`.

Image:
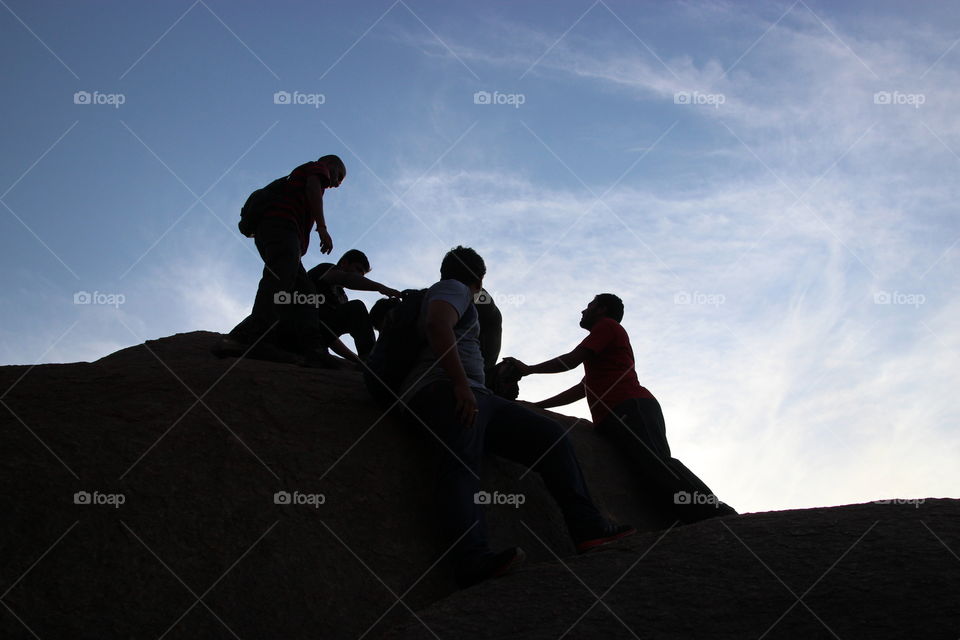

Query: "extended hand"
(379, 286), (402, 299)
(318, 227), (333, 254)
(504, 357), (531, 377)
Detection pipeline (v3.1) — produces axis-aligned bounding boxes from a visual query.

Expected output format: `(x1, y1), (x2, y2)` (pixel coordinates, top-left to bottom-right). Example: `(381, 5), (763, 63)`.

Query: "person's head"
(337, 249), (370, 276)
(440, 246), (486, 293)
(319, 154), (346, 188)
(580, 293), (624, 329)
(370, 297), (401, 332)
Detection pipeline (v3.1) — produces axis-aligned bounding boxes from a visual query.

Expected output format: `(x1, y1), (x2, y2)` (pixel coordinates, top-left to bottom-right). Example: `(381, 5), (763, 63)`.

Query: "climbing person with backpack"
(382, 246), (636, 589)
(212, 155), (346, 367)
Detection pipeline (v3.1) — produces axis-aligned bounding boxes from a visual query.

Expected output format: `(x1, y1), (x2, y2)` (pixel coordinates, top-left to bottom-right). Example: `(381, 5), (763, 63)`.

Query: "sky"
(1, 0), (957, 513)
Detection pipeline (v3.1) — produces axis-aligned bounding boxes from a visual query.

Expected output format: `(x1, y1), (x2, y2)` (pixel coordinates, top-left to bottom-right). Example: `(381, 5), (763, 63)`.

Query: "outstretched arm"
(513, 345), (591, 376)
(318, 269), (401, 298)
(533, 381), (586, 409)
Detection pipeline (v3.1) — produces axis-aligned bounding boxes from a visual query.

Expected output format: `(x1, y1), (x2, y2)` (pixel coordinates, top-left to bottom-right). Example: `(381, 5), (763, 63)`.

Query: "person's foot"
(245, 341), (305, 365)
(575, 523), (637, 554)
(301, 349), (344, 369)
(454, 547), (526, 589)
(210, 336), (248, 358)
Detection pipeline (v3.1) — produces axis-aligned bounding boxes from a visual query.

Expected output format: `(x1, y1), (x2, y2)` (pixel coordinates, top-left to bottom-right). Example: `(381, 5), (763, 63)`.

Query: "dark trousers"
(409, 383), (607, 564)
(597, 397), (735, 523)
(230, 218), (323, 353)
(318, 300), (375, 358)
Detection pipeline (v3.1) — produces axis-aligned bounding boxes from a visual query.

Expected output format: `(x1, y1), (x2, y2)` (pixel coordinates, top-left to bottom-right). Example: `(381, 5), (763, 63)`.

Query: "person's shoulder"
(307, 262), (336, 276)
(428, 279), (470, 296)
(289, 160), (332, 183)
(593, 317), (627, 336)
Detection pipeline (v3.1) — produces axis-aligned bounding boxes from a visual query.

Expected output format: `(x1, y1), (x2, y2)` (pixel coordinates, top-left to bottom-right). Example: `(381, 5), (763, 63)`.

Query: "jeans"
(229, 217), (323, 353)
(408, 382), (608, 564)
(318, 300), (376, 358)
(597, 397), (736, 523)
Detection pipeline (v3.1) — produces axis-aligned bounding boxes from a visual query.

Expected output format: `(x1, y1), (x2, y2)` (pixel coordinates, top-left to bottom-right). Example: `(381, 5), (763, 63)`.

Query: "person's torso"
(308, 263), (349, 310)
(403, 280), (486, 395)
(583, 321), (651, 423)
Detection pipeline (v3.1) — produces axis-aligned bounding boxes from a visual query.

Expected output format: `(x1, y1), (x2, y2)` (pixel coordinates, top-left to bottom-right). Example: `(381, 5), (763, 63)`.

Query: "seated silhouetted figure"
(402, 247), (636, 589)
(307, 250), (401, 362)
(510, 293), (737, 524)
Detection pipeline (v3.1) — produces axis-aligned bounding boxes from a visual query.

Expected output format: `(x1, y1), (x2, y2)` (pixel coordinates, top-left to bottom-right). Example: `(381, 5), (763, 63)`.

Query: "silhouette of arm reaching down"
(424, 299), (478, 428)
(306, 174), (332, 254)
(534, 381), (586, 409)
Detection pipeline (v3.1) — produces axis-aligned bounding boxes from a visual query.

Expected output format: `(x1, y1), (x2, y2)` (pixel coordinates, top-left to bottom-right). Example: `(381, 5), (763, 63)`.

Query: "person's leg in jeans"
(483, 396), (609, 543)
(408, 383), (492, 566)
(230, 218), (302, 346)
(318, 300), (376, 358)
(599, 398), (734, 522)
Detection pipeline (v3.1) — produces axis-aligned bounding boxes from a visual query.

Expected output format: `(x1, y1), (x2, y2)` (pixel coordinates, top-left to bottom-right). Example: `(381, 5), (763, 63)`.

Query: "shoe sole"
(491, 548), (526, 579)
(576, 527), (637, 554)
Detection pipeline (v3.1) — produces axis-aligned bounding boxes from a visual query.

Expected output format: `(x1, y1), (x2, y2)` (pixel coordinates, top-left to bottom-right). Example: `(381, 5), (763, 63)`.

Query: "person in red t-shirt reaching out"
(508, 293), (737, 524)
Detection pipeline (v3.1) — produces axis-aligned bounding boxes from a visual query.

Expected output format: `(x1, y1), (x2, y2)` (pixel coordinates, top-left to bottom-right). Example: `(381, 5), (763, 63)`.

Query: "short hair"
(338, 249), (370, 272)
(594, 293), (624, 322)
(319, 154), (346, 177)
(440, 246), (486, 287)
(370, 297), (401, 331)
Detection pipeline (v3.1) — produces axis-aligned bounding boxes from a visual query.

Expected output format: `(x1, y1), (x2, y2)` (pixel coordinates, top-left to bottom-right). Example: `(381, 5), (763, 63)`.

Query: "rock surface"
(0, 331), (672, 639)
(385, 499), (960, 639)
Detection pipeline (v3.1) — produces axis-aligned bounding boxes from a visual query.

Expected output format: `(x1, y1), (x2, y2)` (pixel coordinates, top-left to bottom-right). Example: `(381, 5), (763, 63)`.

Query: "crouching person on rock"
(402, 246), (636, 589)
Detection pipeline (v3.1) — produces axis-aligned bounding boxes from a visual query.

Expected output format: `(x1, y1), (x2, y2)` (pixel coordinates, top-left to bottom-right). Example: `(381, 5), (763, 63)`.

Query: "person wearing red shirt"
(214, 155), (346, 367)
(510, 293), (737, 523)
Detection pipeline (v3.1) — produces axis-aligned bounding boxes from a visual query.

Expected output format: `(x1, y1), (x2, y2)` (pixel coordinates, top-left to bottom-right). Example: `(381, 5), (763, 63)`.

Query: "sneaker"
(575, 523), (637, 554)
(454, 547), (526, 589)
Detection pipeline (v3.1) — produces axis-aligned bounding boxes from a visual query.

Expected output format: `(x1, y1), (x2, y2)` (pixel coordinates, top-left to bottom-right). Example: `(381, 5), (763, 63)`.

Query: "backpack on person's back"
(238, 176), (290, 237)
(363, 289), (427, 407)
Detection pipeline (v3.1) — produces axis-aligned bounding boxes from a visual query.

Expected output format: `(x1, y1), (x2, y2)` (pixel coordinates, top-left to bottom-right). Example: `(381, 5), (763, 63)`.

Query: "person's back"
(404, 247), (635, 589)
(579, 315), (653, 425)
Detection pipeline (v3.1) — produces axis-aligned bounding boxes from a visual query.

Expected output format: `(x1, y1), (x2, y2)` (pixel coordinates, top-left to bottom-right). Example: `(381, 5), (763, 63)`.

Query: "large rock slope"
(0, 331), (671, 639)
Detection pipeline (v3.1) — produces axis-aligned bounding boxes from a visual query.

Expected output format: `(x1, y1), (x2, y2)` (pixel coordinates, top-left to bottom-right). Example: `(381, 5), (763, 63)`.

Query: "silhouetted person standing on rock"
(307, 249), (402, 363)
(510, 293), (737, 524)
(403, 247), (635, 589)
(214, 155), (346, 367)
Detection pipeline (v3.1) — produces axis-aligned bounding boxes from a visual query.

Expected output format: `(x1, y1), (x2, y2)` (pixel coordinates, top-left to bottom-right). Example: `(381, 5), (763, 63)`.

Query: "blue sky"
(1, 0), (957, 512)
